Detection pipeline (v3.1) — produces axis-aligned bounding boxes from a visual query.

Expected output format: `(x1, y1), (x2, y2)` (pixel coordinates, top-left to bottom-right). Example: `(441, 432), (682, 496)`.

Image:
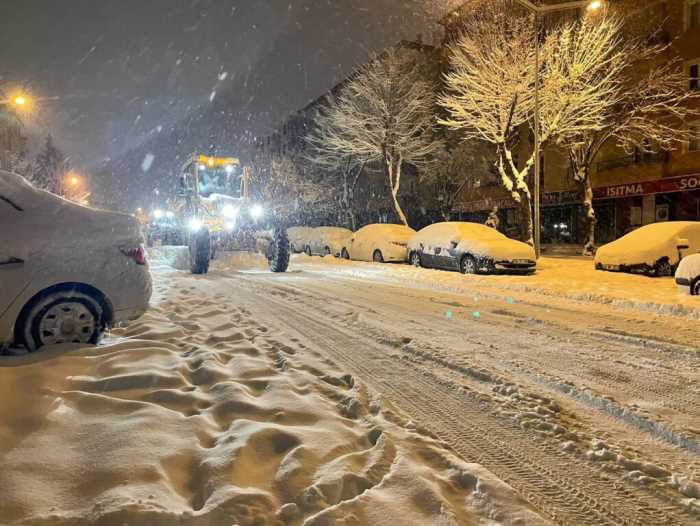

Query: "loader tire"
(189, 228), (211, 275)
(269, 228), (290, 273)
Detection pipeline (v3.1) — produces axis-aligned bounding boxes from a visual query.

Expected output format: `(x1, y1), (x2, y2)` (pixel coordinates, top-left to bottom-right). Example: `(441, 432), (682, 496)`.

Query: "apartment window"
(688, 0), (700, 30)
(689, 122), (700, 153)
(690, 62), (700, 91)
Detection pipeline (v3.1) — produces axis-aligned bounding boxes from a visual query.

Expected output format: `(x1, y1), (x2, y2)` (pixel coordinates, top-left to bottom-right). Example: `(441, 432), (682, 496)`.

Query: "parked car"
(594, 221), (700, 276)
(287, 226), (314, 254)
(304, 227), (353, 257)
(407, 222), (537, 274)
(0, 170), (152, 352)
(345, 224), (416, 262)
(675, 254), (700, 295)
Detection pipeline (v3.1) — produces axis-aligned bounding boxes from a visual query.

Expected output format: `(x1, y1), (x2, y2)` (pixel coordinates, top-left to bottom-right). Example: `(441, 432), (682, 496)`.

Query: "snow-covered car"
(675, 254), (700, 295)
(305, 227), (353, 257)
(407, 222), (536, 274)
(0, 170), (152, 352)
(594, 221), (700, 276)
(345, 223), (416, 262)
(287, 226), (314, 254)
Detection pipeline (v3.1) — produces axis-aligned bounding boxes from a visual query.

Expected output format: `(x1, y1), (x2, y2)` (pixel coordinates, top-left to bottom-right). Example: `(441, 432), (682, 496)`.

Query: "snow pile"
(296, 255), (700, 319)
(0, 265), (547, 526)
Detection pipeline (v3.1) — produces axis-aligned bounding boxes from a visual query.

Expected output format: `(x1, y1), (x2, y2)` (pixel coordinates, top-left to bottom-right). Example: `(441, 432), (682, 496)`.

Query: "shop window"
(690, 62), (699, 91)
(687, 0), (700, 31)
(690, 122), (700, 153)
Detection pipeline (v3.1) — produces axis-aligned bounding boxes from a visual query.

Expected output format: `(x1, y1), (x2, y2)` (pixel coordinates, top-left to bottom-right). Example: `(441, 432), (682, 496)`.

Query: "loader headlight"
(152, 209), (164, 219)
(222, 204), (238, 218)
(188, 218), (203, 231)
(250, 204), (264, 219)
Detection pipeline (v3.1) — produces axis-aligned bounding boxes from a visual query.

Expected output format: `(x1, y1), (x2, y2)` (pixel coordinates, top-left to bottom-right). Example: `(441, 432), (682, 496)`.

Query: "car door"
(0, 195), (32, 318)
(433, 226), (457, 269)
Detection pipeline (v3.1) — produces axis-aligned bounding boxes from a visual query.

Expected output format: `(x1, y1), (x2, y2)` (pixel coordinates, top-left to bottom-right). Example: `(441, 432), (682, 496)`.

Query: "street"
(167, 252), (700, 524)
(2, 251), (699, 525)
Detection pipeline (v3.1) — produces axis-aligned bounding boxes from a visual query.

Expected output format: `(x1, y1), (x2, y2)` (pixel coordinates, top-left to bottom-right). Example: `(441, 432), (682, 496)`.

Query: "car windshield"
(198, 166), (242, 198)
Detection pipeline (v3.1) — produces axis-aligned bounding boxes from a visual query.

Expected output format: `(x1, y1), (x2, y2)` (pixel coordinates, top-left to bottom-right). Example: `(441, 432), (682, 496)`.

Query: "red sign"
(593, 174), (700, 200)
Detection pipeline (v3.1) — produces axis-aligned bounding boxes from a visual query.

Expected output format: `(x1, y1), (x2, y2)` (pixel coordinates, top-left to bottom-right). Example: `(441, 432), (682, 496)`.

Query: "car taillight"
(121, 245), (147, 265)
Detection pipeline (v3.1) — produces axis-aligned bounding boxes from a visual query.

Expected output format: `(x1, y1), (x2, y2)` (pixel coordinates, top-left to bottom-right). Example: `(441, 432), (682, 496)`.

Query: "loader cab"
(179, 155), (244, 199)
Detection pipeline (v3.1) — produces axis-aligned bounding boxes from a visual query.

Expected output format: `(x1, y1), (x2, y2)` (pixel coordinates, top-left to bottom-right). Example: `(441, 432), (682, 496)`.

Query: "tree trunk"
(519, 193), (534, 247)
(580, 167), (597, 256)
(387, 159), (409, 227)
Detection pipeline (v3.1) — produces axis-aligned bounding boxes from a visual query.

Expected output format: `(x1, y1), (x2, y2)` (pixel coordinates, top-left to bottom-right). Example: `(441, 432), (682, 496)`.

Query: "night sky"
(1, 0), (453, 174)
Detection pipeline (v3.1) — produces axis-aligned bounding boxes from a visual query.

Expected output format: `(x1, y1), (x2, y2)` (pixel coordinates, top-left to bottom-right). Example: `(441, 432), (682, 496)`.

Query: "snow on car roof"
(359, 223), (415, 234)
(416, 222), (505, 239)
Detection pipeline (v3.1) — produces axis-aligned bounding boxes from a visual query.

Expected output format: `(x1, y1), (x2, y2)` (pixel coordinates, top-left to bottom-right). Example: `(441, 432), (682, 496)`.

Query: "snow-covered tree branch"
(440, 1), (623, 245)
(306, 47), (442, 227)
(555, 16), (700, 255)
(251, 154), (333, 224)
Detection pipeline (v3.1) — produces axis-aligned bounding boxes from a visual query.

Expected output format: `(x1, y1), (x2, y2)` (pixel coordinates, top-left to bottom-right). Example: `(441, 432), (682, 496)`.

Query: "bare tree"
(556, 20), (700, 255)
(251, 154), (332, 224)
(440, 2), (623, 245)
(307, 47), (441, 227)
(305, 118), (366, 229)
(420, 141), (492, 221)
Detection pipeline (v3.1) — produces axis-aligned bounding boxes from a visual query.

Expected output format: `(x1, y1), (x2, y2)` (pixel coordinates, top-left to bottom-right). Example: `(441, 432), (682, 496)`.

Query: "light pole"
(514, 0), (603, 257)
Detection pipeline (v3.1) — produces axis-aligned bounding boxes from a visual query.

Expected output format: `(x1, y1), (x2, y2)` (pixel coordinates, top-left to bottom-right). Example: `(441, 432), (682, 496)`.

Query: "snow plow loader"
(151, 154), (289, 274)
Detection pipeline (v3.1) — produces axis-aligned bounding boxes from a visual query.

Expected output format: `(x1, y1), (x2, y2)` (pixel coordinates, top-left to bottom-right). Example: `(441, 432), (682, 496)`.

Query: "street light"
(515, 0), (603, 257)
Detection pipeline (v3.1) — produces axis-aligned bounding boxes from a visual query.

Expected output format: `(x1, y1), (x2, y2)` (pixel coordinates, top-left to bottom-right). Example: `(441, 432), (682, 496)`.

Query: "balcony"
(596, 151), (670, 173)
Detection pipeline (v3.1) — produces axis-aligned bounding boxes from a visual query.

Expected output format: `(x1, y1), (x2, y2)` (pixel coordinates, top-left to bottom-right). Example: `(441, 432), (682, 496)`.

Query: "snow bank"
(295, 255), (700, 319)
(0, 265), (547, 526)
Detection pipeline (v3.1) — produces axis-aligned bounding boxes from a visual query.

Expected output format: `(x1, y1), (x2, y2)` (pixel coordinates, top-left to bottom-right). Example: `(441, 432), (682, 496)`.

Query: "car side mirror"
(677, 238), (690, 250)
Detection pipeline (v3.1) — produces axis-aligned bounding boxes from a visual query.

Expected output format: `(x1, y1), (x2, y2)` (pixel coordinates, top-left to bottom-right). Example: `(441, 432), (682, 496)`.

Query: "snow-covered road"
(2, 251), (698, 525)
(205, 252), (700, 524)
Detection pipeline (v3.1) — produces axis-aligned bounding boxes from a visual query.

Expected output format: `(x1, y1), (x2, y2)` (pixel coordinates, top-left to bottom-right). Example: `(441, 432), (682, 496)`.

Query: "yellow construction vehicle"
(148, 153), (289, 274)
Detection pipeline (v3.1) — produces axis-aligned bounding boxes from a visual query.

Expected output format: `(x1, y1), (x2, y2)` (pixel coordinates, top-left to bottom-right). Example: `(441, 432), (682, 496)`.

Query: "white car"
(345, 224), (416, 262)
(595, 221), (700, 276)
(305, 227), (353, 257)
(675, 254), (700, 295)
(407, 222), (537, 274)
(287, 226), (314, 254)
(0, 170), (152, 351)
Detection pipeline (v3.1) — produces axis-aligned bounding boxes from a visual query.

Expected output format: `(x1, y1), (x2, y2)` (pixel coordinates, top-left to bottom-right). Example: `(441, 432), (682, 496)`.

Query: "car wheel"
(324, 246), (332, 257)
(20, 291), (104, 352)
(410, 251), (421, 267)
(305, 245), (312, 256)
(460, 255), (477, 275)
(654, 258), (674, 277)
(692, 278), (700, 296)
(341, 248), (350, 260)
(373, 250), (384, 263)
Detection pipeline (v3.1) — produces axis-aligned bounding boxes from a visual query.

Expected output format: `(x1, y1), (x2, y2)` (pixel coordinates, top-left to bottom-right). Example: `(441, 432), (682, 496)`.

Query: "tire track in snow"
(221, 273), (696, 526)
